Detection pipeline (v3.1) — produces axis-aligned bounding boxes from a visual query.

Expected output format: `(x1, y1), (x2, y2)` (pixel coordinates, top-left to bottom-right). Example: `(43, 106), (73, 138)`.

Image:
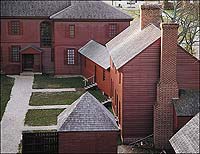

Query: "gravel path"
(32, 88), (76, 92)
(28, 105), (69, 110)
(1, 75), (33, 154)
(23, 125), (57, 131)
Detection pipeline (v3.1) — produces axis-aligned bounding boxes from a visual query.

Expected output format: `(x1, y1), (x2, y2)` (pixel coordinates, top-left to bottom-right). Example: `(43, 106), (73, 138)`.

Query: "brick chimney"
(140, 4), (161, 30)
(154, 23), (179, 149)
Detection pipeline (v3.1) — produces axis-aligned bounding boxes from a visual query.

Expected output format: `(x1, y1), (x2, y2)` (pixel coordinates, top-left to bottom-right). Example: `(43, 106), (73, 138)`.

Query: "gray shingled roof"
(50, 1), (132, 20)
(78, 40), (110, 69)
(20, 45), (44, 53)
(57, 92), (119, 132)
(172, 89), (200, 116)
(169, 113), (199, 154)
(106, 20), (161, 69)
(1, 0), (71, 17)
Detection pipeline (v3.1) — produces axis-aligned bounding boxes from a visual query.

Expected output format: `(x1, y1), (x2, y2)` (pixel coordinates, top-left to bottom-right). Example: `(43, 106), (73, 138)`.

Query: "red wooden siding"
(54, 21), (129, 75)
(110, 58), (124, 138)
(121, 39), (161, 142)
(173, 115), (192, 132)
(58, 131), (118, 154)
(177, 46), (200, 89)
(81, 56), (111, 96)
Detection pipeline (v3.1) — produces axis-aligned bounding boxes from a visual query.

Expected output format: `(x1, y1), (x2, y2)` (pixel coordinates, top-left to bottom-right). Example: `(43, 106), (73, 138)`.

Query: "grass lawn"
(123, 9), (140, 19)
(25, 109), (64, 126)
(0, 75), (14, 120)
(29, 91), (84, 106)
(88, 89), (107, 102)
(33, 74), (84, 89)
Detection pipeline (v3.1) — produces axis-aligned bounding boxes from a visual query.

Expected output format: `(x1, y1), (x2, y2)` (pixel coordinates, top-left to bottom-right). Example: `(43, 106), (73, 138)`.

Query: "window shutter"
(9, 47), (12, 62)
(74, 50), (78, 65)
(65, 25), (68, 38)
(105, 24), (109, 38)
(64, 49), (67, 65)
(20, 21), (23, 35)
(8, 21), (11, 35)
(117, 24), (119, 35)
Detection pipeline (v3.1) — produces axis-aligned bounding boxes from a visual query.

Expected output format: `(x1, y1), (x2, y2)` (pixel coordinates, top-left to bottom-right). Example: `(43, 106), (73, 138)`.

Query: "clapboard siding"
(121, 39), (161, 140)
(177, 46), (199, 89)
(82, 56), (111, 96)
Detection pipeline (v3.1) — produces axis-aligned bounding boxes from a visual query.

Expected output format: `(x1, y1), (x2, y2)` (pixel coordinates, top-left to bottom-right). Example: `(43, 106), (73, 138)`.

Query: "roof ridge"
(86, 92), (119, 129)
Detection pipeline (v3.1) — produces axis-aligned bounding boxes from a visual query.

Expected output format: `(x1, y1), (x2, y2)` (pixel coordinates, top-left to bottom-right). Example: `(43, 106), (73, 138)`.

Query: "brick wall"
(154, 23), (179, 149)
(58, 131), (118, 154)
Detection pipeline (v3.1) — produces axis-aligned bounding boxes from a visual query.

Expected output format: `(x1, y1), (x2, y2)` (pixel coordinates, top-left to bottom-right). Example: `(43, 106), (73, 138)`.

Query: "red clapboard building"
(0, 1), (132, 74)
(1, 0), (199, 151)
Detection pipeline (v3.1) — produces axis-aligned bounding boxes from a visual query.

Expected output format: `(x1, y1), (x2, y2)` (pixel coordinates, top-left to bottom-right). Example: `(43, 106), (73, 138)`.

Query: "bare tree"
(161, 1), (199, 55)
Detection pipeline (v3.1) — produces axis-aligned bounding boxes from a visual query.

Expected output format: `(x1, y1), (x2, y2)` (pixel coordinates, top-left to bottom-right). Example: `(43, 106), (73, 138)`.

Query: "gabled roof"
(78, 40), (110, 69)
(50, 1), (132, 20)
(106, 20), (161, 69)
(57, 92), (119, 132)
(20, 45), (44, 53)
(169, 113), (199, 154)
(172, 89), (199, 117)
(1, 0), (71, 17)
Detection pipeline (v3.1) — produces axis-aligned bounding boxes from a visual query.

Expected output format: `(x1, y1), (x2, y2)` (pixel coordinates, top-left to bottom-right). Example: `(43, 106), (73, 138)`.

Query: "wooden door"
(23, 54), (34, 71)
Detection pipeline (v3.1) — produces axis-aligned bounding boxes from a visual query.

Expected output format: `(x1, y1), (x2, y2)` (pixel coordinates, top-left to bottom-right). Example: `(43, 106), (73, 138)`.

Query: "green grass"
(88, 89), (107, 102)
(29, 91), (84, 106)
(123, 9), (140, 19)
(0, 75), (14, 120)
(25, 109), (64, 126)
(33, 74), (84, 89)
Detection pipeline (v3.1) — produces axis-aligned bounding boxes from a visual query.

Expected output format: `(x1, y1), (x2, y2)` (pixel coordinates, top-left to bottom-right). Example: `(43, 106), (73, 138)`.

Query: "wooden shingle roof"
(57, 92), (119, 132)
(106, 20), (161, 69)
(78, 40), (110, 69)
(169, 113), (199, 154)
(172, 89), (200, 117)
(50, 1), (133, 20)
(0, 0), (71, 17)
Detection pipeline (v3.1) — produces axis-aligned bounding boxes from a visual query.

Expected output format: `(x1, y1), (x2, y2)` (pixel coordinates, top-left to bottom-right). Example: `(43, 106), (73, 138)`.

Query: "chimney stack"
(154, 23), (179, 149)
(140, 4), (161, 30)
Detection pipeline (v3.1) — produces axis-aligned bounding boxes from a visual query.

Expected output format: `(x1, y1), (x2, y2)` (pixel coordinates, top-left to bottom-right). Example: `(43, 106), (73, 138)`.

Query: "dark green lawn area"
(29, 91), (84, 106)
(0, 75), (14, 120)
(25, 109), (64, 126)
(88, 89), (107, 102)
(33, 74), (84, 89)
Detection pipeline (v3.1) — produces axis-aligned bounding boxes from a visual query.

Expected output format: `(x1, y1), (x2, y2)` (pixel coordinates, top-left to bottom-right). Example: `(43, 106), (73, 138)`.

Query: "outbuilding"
(57, 92), (119, 154)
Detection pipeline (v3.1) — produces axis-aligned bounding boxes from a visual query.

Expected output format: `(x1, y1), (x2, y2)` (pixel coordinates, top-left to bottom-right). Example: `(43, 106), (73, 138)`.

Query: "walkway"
(1, 75), (33, 153)
(32, 88), (76, 92)
(28, 105), (68, 110)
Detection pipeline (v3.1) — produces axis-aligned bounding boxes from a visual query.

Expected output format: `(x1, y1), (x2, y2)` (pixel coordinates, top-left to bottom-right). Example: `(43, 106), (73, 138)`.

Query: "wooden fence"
(22, 131), (58, 153)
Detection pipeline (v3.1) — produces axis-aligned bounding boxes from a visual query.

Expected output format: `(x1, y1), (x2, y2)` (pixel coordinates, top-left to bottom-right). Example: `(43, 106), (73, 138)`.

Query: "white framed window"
(67, 49), (75, 65)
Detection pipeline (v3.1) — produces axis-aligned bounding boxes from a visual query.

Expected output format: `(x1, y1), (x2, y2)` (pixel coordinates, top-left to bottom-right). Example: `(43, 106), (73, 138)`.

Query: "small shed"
(169, 113), (199, 154)
(57, 92), (119, 154)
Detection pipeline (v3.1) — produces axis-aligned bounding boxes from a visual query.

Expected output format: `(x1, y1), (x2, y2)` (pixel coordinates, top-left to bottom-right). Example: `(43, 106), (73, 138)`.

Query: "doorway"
(23, 54), (34, 71)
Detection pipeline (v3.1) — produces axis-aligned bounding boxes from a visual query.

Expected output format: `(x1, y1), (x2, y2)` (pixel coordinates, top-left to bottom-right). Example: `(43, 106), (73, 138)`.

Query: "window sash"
(11, 46), (20, 62)
(40, 22), (52, 47)
(11, 21), (20, 35)
(109, 24), (117, 38)
(67, 49), (75, 65)
(69, 25), (75, 38)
